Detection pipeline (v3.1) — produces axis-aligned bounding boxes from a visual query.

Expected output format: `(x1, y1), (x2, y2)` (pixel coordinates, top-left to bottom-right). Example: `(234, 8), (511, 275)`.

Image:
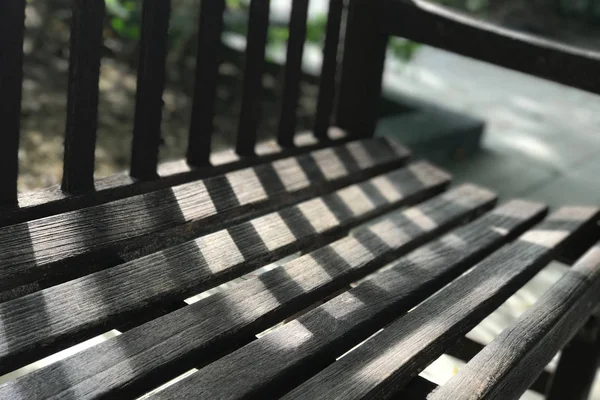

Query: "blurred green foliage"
(104, 0), (420, 63)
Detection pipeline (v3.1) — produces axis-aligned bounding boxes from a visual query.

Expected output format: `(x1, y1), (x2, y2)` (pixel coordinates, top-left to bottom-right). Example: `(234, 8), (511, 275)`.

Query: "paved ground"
(383, 46), (600, 399)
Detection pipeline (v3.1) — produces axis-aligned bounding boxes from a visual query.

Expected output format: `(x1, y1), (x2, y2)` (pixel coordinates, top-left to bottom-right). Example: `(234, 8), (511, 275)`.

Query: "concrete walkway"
(385, 46), (599, 399)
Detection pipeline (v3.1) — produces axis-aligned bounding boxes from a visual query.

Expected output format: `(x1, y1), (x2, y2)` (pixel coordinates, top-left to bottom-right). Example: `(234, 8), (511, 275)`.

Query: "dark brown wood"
(186, 0), (226, 167)
(235, 0), (271, 156)
(0, 0), (25, 207)
(0, 160), (449, 377)
(336, 0), (388, 137)
(62, 0), (105, 193)
(546, 315), (600, 400)
(0, 137), (407, 297)
(283, 207), (600, 400)
(0, 132), (349, 228)
(277, 0), (310, 147)
(0, 185), (496, 399)
(150, 200), (547, 399)
(383, 0), (600, 96)
(130, 0), (172, 179)
(430, 243), (600, 400)
(314, 0), (344, 139)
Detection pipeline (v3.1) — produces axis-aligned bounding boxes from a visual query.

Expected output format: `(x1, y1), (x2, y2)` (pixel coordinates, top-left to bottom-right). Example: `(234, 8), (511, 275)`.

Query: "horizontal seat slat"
(0, 185), (496, 399)
(429, 243), (600, 400)
(0, 137), (408, 294)
(282, 206), (600, 400)
(0, 161), (449, 376)
(7, 132), (348, 227)
(152, 200), (547, 399)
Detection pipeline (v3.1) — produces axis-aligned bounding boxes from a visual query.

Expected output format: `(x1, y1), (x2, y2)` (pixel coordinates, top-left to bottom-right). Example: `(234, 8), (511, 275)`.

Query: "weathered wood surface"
(236, 0), (271, 156)
(61, 0), (105, 193)
(186, 0), (227, 167)
(0, 138), (408, 294)
(152, 200), (547, 400)
(283, 207), (600, 400)
(0, 0), (26, 206)
(0, 161), (451, 376)
(130, 0), (172, 179)
(430, 243), (600, 400)
(2, 131), (348, 228)
(0, 185), (496, 399)
(277, 0), (310, 147)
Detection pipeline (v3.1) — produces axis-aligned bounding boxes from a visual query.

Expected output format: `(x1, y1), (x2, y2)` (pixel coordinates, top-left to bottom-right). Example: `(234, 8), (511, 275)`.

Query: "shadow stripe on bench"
(0, 161), (450, 375)
(0, 137), (409, 294)
(6, 131), (348, 227)
(150, 200), (547, 400)
(282, 206), (600, 400)
(429, 243), (600, 400)
(0, 185), (496, 399)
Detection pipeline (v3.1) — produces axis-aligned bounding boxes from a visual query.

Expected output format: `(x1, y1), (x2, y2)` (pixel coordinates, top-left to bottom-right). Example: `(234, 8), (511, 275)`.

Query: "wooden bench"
(0, 1), (599, 399)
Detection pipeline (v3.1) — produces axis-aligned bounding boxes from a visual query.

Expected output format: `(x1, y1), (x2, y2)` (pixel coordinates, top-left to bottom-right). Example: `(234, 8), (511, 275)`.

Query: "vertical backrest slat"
(313, 0), (344, 139)
(336, 0), (388, 138)
(186, 0), (226, 168)
(130, 0), (172, 179)
(276, 0), (310, 148)
(0, 1), (26, 206)
(235, 0), (271, 157)
(62, 0), (105, 193)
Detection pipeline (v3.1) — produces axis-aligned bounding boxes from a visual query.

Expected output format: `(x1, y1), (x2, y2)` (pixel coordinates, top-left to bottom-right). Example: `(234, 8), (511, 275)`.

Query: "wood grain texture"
(0, 161), (449, 377)
(0, 137), (408, 294)
(130, 0), (172, 179)
(1, 132), (349, 228)
(186, 0), (226, 167)
(429, 243), (600, 400)
(277, 0), (309, 147)
(283, 206), (600, 400)
(0, 0), (25, 206)
(313, 0), (344, 139)
(62, 0), (105, 193)
(152, 200), (547, 400)
(0, 184), (496, 399)
(235, 0), (271, 156)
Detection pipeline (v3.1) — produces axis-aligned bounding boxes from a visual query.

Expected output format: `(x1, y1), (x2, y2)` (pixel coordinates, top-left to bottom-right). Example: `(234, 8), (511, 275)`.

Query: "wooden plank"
(277, 0), (310, 147)
(283, 207), (600, 400)
(130, 0), (172, 179)
(0, 185), (496, 399)
(0, 0), (26, 206)
(186, 0), (226, 167)
(430, 243), (600, 400)
(235, 0), (271, 156)
(0, 137), (408, 295)
(61, 0), (105, 193)
(382, 0), (600, 96)
(2, 132), (349, 228)
(0, 161), (451, 376)
(151, 200), (548, 399)
(313, 0), (344, 139)
(336, 0), (388, 137)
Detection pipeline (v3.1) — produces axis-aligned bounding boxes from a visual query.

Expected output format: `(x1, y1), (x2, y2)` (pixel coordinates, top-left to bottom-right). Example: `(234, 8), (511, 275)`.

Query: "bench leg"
(546, 317), (600, 400)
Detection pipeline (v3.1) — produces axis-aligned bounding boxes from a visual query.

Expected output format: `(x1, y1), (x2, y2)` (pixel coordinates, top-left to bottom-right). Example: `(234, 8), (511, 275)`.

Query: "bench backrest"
(1, 0), (597, 216)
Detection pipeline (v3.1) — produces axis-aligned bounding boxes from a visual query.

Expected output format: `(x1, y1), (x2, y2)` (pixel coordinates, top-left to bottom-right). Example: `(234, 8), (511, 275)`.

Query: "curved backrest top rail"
(0, 0), (348, 211)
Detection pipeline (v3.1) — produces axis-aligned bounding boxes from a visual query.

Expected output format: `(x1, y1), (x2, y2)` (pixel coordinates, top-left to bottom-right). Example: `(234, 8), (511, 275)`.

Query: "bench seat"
(0, 137), (597, 400)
